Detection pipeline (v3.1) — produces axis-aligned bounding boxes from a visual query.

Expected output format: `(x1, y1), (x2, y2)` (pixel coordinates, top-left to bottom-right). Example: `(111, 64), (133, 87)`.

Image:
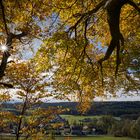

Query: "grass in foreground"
(1, 136), (138, 140)
(56, 136), (138, 140)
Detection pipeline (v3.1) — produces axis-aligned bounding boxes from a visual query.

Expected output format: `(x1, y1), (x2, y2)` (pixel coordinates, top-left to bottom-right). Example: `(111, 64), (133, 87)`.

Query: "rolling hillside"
(1, 101), (140, 118)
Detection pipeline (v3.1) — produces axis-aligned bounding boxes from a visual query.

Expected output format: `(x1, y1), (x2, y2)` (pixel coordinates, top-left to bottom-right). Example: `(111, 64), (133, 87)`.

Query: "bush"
(130, 117), (140, 139)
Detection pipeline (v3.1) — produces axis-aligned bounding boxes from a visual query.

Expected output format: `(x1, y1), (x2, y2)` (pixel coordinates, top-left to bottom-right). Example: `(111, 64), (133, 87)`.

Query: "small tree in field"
(5, 61), (52, 140)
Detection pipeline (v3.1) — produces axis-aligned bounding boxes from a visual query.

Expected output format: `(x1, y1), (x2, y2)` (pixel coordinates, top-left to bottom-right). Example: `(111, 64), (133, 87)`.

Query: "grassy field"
(60, 115), (99, 124)
(56, 136), (138, 140)
(0, 136), (138, 140)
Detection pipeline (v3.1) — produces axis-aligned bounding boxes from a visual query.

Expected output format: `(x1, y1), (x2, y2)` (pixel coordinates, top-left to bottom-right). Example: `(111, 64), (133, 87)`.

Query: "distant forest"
(2, 101), (140, 119)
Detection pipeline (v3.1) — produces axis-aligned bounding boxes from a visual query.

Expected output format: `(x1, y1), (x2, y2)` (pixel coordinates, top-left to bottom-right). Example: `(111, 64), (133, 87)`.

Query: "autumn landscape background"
(0, 0), (140, 140)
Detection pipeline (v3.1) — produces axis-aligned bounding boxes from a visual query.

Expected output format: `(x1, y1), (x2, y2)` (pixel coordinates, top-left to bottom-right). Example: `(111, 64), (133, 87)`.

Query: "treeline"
(2, 101), (140, 118)
(90, 115), (140, 139)
(110, 117), (140, 139)
(41, 101), (140, 118)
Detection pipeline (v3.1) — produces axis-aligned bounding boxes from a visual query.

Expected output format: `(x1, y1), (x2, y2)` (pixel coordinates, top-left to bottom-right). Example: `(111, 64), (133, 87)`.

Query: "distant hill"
(1, 101), (140, 119)
(40, 101), (140, 117)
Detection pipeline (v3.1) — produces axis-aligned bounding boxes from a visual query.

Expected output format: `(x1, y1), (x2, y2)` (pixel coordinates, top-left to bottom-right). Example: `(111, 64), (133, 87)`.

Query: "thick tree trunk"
(0, 0), (27, 80)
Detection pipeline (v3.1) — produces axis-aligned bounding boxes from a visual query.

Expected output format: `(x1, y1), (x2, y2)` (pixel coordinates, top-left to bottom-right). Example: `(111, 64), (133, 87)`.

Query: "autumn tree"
(0, 0), (53, 83)
(5, 61), (52, 140)
(22, 107), (63, 140)
(0, 0), (140, 112)
(34, 0), (140, 111)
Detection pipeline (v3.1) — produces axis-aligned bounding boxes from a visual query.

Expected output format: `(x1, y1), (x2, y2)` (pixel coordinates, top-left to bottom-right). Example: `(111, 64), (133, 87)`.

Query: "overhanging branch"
(66, 0), (139, 83)
(67, 0), (105, 37)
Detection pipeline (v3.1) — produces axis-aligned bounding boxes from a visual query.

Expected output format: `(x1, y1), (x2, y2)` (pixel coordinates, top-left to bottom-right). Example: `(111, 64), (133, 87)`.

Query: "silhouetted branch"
(0, 82), (13, 88)
(128, 0), (140, 13)
(0, 32), (27, 79)
(98, 0), (139, 77)
(0, 0), (8, 35)
(67, 0), (139, 80)
(67, 0), (105, 36)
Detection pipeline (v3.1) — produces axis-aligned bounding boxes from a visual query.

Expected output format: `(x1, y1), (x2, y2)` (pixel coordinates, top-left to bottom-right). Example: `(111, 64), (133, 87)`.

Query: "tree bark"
(16, 98), (27, 140)
(0, 0), (27, 79)
(0, 32), (27, 79)
(98, 0), (140, 75)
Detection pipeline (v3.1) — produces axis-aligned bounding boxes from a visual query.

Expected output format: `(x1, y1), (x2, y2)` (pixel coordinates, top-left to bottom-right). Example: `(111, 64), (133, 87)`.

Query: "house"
(95, 128), (105, 135)
(50, 115), (66, 124)
(82, 125), (90, 135)
(92, 128), (96, 134)
(63, 125), (71, 135)
(54, 128), (61, 135)
(70, 125), (83, 135)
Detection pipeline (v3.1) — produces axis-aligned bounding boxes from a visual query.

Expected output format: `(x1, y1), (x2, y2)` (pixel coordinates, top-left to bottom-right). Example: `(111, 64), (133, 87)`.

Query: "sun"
(0, 43), (8, 52)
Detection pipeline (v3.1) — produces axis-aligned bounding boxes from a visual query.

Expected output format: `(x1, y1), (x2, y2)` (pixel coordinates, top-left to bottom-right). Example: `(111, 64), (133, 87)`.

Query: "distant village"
(0, 114), (104, 136)
(1, 102), (140, 139)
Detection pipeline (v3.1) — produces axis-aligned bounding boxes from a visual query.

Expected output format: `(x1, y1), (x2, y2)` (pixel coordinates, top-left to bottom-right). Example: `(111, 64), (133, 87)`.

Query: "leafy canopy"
(0, 0), (140, 112)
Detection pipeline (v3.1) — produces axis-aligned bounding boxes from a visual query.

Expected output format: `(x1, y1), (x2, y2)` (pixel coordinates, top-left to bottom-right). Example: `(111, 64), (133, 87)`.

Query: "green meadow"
(60, 115), (99, 124)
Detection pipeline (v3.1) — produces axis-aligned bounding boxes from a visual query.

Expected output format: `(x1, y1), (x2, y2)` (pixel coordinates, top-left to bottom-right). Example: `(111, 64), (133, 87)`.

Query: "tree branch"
(127, 0), (140, 13)
(67, 0), (105, 36)
(0, 82), (13, 88)
(0, 0), (8, 35)
(0, 32), (27, 79)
